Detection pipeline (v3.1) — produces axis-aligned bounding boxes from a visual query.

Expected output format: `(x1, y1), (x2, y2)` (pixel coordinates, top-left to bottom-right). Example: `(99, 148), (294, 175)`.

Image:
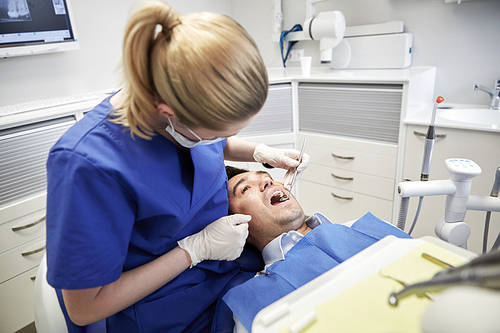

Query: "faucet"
(473, 80), (500, 110)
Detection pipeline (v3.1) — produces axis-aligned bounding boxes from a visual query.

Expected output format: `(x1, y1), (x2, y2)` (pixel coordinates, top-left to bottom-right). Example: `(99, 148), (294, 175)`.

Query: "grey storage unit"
(298, 83), (403, 143)
(239, 83), (293, 136)
(0, 116), (75, 207)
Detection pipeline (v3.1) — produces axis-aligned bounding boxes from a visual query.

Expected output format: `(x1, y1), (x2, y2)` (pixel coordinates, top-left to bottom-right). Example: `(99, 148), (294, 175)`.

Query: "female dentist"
(45, 2), (307, 332)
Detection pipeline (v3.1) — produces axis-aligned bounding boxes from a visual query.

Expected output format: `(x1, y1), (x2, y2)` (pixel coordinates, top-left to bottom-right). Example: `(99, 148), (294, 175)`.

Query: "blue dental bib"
(223, 213), (410, 331)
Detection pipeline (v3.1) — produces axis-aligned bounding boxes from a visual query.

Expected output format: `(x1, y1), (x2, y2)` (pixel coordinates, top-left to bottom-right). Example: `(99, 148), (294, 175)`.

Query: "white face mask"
(165, 118), (225, 148)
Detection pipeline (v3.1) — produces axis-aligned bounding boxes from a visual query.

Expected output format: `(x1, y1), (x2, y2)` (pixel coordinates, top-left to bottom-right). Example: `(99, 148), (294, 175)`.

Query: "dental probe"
(288, 138), (307, 192)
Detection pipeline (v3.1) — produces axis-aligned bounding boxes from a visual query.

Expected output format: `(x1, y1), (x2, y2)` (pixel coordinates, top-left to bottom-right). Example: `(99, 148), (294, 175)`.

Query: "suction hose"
(483, 167), (500, 253)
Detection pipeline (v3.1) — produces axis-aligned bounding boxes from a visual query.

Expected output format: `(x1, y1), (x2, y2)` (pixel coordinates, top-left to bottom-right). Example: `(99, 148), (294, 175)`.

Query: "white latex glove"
(253, 144), (310, 171)
(177, 214), (251, 268)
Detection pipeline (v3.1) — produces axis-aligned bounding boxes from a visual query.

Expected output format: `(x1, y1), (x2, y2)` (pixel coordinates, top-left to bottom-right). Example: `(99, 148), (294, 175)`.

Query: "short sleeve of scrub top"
(46, 149), (135, 289)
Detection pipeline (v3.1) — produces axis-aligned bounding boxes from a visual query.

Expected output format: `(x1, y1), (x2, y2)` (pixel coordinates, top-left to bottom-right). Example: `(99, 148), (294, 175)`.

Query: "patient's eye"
(242, 186), (249, 194)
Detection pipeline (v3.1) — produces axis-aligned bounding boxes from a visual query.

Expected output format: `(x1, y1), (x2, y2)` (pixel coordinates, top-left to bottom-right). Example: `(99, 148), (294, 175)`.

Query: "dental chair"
(33, 253), (68, 333)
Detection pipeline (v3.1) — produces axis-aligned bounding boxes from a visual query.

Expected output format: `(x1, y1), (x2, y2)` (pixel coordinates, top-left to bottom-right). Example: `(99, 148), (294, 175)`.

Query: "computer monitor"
(0, 0), (78, 58)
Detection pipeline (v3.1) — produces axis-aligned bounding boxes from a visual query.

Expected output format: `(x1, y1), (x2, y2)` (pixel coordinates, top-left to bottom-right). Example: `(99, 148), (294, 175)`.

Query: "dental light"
(285, 0), (346, 63)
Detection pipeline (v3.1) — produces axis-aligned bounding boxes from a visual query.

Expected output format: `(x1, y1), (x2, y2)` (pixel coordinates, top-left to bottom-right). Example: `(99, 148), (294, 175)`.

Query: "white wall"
(231, 0), (500, 105)
(0, 0), (232, 106)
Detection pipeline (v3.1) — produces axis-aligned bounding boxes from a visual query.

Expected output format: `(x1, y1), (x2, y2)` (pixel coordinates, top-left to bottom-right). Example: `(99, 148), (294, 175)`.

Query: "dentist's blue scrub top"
(45, 96), (261, 332)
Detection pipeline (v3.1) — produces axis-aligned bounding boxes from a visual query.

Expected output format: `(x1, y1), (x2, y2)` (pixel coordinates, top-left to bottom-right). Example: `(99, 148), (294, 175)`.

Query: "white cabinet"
(298, 132), (397, 222)
(296, 81), (404, 223)
(402, 124), (500, 253)
(0, 115), (74, 332)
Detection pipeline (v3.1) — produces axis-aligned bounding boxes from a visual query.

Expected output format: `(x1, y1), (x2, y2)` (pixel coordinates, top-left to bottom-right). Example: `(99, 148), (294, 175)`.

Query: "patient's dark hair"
(225, 165), (266, 269)
(225, 165), (249, 181)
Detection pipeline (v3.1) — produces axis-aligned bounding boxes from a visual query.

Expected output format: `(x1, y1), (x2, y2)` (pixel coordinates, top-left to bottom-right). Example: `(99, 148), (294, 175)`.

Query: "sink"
(437, 108), (500, 129)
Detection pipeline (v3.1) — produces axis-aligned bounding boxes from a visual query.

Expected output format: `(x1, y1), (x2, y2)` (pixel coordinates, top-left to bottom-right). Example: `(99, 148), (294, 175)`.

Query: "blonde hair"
(112, 1), (269, 139)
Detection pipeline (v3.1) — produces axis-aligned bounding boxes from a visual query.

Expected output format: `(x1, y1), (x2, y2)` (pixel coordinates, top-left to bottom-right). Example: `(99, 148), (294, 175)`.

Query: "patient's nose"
(260, 180), (273, 192)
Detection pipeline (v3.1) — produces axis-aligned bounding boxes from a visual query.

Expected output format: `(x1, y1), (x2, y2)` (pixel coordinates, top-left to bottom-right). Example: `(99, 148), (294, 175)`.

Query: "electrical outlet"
(288, 48), (304, 62)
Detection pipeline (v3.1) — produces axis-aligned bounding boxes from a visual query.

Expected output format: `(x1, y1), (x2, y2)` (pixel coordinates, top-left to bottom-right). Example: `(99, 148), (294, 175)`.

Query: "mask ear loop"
(167, 117), (175, 131)
(185, 126), (203, 142)
(168, 116), (203, 142)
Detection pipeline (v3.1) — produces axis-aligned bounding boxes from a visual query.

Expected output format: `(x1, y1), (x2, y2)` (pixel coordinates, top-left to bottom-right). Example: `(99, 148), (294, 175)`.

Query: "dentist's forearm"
(62, 246), (191, 326)
(224, 136), (257, 162)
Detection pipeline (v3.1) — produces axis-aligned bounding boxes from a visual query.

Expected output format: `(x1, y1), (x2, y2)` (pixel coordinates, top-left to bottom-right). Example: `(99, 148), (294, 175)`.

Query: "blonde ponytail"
(112, 1), (268, 139)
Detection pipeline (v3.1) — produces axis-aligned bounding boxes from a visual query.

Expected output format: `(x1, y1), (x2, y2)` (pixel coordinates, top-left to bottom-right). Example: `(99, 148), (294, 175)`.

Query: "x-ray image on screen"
(0, 0), (32, 22)
(52, 0), (66, 15)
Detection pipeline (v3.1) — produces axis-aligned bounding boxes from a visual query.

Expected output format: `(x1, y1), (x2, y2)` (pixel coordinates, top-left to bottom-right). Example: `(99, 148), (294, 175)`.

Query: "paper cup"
(300, 56), (312, 76)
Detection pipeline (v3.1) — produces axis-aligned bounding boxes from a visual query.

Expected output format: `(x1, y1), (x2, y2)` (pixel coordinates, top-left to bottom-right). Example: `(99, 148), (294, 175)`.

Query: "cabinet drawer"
(0, 266), (38, 333)
(0, 237), (45, 283)
(300, 133), (397, 178)
(0, 210), (45, 254)
(301, 163), (395, 200)
(299, 180), (393, 223)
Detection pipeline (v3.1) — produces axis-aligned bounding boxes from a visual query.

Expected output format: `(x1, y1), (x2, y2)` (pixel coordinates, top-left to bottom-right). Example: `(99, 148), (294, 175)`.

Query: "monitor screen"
(0, 0), (77, 57)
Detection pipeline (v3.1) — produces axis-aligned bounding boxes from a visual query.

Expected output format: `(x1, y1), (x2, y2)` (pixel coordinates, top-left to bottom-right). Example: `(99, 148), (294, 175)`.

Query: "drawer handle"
(331, 192), (354, 201)
(21, 245), (45, 257)
(413, 130), (447, 139)
(31, 276), (36, 281)
(331, 152), (355, 160)
(12, 216), (45, 232)
(331, 172), (354, 181)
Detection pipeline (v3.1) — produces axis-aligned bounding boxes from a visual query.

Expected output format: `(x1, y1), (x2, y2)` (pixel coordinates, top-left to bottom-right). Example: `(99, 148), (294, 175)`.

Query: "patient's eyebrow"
(231, 171), (272, 197)
(232, 176), (247, 197)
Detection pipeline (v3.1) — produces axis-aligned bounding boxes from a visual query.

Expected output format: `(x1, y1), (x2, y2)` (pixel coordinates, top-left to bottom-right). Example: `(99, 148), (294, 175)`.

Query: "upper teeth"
(272, 190), (284, 197)
(271, 190), (288, 203)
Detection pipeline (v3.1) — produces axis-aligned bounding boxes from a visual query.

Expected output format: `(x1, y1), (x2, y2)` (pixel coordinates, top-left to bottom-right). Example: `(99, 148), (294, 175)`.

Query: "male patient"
(222, 166), (410, 332)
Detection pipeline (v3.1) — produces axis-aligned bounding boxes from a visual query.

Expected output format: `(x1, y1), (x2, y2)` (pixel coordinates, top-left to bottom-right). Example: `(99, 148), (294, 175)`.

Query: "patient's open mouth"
(270, 190), (289, 205)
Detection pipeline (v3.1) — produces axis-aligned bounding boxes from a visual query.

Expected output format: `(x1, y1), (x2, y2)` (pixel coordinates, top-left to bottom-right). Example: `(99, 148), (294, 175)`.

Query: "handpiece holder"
(398, 159), (500, 248)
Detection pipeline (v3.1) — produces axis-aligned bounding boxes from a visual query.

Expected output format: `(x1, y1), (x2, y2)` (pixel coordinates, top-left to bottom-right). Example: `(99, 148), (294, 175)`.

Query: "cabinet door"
(0, 116), (74, 210)
(402, 125), (500, 253)
(298, 83), (403, 143)
(238, 83), (293, 136)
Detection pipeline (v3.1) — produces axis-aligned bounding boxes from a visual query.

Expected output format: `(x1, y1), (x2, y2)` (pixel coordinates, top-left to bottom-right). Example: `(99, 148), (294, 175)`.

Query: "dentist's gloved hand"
(253, 144), (310, 172)
(178, 214), (251, 268)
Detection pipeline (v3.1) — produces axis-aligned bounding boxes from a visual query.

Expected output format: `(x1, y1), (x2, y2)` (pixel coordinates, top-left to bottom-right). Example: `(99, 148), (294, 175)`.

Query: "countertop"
(405, 104), (500, 134)
(267, 66), (426, 84)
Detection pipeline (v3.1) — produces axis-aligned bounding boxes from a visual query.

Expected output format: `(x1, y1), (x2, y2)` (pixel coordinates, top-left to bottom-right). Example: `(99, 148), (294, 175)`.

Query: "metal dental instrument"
(421, 252), (455, 269)
(379, 272), (433, 302)
(288, 138), (306, 192)
(388, 248), (500, 306)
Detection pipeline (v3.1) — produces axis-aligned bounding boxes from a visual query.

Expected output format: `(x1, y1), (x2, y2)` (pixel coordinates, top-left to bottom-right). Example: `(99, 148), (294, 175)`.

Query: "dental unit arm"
(397, 158), (500, 248)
